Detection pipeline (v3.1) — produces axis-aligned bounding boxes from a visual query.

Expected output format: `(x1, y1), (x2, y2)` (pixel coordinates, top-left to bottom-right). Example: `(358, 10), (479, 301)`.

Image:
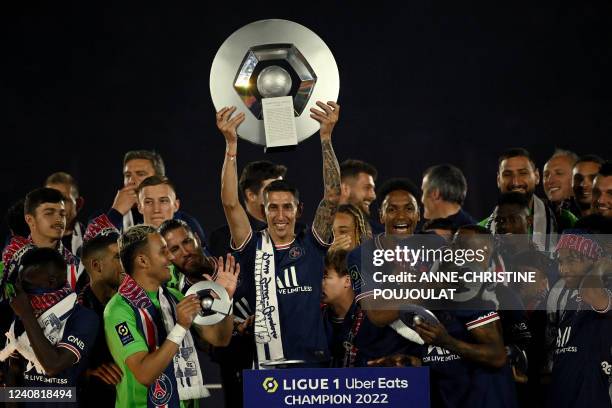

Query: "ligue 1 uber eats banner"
(243, 367), (430, 407)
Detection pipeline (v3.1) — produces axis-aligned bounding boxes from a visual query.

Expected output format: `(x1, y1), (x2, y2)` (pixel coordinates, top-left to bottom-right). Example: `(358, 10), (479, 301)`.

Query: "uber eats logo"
(262, 377), (279, 393)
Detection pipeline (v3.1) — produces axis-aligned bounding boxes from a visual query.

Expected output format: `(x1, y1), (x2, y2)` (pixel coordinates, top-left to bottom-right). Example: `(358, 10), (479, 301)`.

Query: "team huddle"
(1, 101), (611, 408)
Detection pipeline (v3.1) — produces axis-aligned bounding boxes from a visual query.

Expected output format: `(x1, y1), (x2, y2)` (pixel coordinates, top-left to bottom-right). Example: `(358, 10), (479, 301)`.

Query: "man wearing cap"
(546, 230), (612, 407)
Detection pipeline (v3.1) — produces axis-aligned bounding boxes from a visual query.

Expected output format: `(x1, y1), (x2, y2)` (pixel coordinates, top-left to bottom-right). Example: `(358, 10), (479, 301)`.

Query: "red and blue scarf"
(118, 275), (181, 408)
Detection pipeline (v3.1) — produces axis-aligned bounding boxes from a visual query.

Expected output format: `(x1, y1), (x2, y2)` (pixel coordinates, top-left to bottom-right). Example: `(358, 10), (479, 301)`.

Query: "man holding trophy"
(215, 100), (340, 368)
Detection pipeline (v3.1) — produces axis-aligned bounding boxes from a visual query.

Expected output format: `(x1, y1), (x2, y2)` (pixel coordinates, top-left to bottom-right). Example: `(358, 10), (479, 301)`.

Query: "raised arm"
(310, 101), (341, 243)
(216, 107), (252, 248)
(10, 287), (81, 376)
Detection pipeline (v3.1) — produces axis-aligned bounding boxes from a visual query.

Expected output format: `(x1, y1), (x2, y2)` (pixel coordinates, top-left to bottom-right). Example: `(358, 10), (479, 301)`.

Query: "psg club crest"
(149, 373), (173, 406)
(288, 246), (304, 260)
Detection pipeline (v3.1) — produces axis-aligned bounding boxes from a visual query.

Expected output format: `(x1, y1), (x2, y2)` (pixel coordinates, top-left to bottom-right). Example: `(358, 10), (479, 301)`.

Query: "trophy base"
(259, 359), (306, 369)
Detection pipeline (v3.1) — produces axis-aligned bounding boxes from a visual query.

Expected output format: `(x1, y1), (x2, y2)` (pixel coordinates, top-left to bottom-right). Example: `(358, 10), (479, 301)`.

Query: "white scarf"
(70, 222), (83, 257)
(157, 288), (210, 400)
(122, 210), (134, 231)
(389, 320), (425, 345)
(253, 230), (285, 368)
(532, 195), (556, 252)
(0, 293), (77, 374)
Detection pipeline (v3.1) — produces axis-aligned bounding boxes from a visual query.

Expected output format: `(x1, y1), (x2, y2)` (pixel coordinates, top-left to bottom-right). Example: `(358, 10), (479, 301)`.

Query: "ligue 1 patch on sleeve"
(349, 264), (363, 291)
(115, 322), (134, 346)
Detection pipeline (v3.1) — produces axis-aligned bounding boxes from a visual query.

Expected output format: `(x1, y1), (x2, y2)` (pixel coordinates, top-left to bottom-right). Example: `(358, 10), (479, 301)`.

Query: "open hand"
(205, 254), (240, 299)
(310, 101), (340, 139)
(216, 106), (245, 145)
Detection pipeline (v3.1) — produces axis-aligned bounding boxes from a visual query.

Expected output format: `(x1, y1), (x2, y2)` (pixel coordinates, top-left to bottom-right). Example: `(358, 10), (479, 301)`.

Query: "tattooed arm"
(310, 101), (341, 243)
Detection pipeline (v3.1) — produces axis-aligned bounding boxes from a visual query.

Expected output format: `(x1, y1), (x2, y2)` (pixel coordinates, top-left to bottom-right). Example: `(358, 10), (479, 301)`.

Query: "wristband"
(226, 151), (236, 160)
(166, 324), (188, 346)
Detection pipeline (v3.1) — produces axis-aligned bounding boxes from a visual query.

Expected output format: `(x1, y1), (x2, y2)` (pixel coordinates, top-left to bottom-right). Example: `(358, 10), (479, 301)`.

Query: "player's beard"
(359, 202), (371, 216)
(508, 186), (534, 205)
(575, 194), (591, 211)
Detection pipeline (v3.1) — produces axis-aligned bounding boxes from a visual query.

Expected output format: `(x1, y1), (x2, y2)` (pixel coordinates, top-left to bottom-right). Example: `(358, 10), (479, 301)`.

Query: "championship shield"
(210, 19), (340, 150)
(185, 281), (233, 326)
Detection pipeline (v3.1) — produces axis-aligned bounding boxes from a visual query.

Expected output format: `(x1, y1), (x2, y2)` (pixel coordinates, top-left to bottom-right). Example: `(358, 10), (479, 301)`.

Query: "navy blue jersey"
(416, 208), (477, 232)
(347, 242), (366, 296)
(421, 310), (518, 408)
(21, 304), (98, 408)
(446, 208), (477, 228)
(322, 301), (414, 367)
(77, 285), (117, 407)
(481, 284), (531, 375)
(234, 226), (330, 364)
(348, 234), (516, 407)
(548, 300), (612, 407)
(369, 219), (385, 235)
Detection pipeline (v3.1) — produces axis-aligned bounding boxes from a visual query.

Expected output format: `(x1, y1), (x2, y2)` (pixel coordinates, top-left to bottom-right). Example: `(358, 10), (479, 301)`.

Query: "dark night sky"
(2, 2), (611, 237)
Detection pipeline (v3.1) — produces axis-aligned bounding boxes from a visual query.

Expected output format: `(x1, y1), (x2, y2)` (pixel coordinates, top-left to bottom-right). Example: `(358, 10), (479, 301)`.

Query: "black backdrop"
(2, 2), (611, 238)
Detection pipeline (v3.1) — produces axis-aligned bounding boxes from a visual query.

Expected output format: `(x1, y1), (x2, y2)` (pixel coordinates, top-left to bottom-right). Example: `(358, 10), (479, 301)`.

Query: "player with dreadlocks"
(329, 204), (373, 252)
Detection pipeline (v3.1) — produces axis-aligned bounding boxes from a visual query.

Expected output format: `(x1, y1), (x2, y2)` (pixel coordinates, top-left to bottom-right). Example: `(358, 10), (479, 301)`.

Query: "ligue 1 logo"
(262, 377), (279, 393)
(348, 265), (363, 291)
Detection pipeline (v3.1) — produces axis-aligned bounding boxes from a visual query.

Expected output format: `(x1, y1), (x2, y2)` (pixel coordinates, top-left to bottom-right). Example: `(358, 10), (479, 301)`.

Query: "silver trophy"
(185, 281), (233, 326)
(210, 19), (340, 150)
